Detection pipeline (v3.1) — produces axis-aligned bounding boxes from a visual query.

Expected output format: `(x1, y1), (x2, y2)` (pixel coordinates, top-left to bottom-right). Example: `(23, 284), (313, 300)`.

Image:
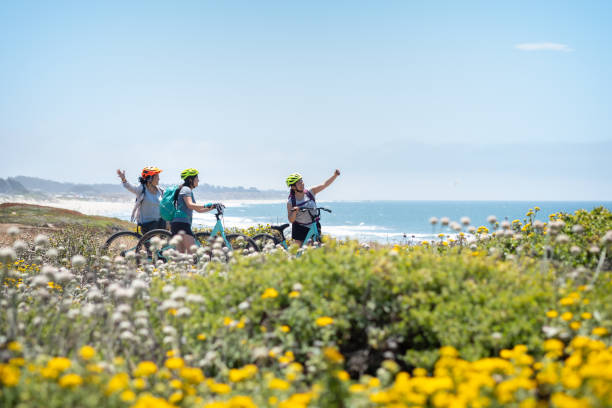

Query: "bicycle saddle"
(271, 223), (290, 233)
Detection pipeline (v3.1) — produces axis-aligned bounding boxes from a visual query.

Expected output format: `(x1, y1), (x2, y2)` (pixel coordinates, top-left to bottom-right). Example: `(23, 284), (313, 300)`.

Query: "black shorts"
(139, 219), (166, 235)
(291, 222), (321, 242)
(170, 222), (194, 237)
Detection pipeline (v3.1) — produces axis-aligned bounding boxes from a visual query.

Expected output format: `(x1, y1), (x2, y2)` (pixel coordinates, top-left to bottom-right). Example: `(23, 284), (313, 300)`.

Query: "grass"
(0, 202), (134, 233)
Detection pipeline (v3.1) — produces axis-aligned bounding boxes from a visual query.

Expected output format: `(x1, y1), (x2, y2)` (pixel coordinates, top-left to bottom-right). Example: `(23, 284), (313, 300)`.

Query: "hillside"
(0, 202), (134, 233)
(0, 176), (285, 200)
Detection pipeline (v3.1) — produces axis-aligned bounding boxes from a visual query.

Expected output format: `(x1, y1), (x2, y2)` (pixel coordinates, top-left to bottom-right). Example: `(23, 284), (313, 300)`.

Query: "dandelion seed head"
(34, 234), (49, 247)
(588, 246), (600, 255)
(440, 217), (450, 226)
(460, 217), (471, 226)
(429, 217), (438, 225)
(572, 224), (585, 234)
(13, 240), (27, 252)
(71, 255), (86, 267)
(7, 226), (20, 236)
(176, 307), (191, 317)
(0, 247), (17, 262)
(487, 215), (497, 224)
(555, 234), (570, 245)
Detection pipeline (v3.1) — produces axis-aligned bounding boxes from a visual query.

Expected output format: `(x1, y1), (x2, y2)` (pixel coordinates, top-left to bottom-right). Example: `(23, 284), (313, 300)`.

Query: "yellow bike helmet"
(286, 173), (302, 187)
(181, 168), (199, 180)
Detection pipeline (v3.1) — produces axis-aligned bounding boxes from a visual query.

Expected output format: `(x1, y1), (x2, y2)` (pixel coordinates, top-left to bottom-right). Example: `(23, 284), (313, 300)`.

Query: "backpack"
(160, 185), (181, 221)
(289, 189), (315, 208)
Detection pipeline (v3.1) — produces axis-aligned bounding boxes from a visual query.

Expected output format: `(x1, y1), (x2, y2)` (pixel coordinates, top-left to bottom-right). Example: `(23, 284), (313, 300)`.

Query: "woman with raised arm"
(170, 168), (216, 253)
(286, 169), (340, 246)
(117, 167), (166, 235)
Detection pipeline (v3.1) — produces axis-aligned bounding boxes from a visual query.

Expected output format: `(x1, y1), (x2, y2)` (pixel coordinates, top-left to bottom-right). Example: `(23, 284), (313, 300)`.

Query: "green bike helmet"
(181, 168), (199, 180)
(286, 173), (302, 187)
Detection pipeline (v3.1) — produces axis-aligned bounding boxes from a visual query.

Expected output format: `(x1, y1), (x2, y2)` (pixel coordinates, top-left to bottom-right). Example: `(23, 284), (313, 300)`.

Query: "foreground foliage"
(1, 206), (611, 407)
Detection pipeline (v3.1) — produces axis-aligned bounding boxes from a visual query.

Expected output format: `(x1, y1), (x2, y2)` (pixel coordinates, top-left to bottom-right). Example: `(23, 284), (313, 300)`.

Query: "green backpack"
(159, 185), (181, 221)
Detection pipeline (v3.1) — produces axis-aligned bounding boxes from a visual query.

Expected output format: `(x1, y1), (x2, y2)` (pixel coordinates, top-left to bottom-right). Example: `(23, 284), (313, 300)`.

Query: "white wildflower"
(555, 234), (570, 244)
(176, 307), (191, 317)
(13, 240), (27, 252)
(238, 301), (250, 310)
(186, 294), (205, 304)
(42, 265), (58, 281)
(169, 235), (183, 247)
(46, 248), (59, 258)
(0, 247), (17, 263)
(71, 255), (86, 267)
(34, 234), (49, 247)
(119, 331), (136, 341)
(117, 304), (132, 315)
(7, 226), (20, 236)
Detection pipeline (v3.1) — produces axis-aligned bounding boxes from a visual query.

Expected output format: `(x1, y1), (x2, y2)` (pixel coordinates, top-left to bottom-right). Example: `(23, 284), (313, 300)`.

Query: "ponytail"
(173, 176), (196, 206)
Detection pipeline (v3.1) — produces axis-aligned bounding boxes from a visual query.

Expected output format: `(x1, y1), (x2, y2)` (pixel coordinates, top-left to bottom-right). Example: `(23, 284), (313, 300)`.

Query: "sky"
(1, 0), (611, 200)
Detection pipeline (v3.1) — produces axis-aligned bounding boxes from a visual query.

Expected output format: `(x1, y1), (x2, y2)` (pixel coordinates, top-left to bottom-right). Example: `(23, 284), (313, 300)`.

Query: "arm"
(184, 195), (215, 213)
(117, 169), (140, 194)
(287, 202), (299, 223)
(310, 169), (340, 195)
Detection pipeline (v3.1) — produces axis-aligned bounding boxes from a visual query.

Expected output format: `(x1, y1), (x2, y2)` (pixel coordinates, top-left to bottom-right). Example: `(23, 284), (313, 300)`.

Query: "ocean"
(218, 200), (612, 243)
(3, 198), (610, 243)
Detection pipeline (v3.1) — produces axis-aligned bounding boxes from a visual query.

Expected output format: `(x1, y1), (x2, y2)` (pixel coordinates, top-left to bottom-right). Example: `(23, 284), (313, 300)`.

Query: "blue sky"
(1, 1), (610, 200)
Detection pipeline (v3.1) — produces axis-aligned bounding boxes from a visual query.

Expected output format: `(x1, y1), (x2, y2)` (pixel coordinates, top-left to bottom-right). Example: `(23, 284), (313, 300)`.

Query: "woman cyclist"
(286, 169), (340, 246)
(171, 168), (216, 253)
(117, 167), (166, 235)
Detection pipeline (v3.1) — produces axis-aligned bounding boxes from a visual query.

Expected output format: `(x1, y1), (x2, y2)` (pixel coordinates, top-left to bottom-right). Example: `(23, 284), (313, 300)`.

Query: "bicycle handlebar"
(299, 207), (332, 213)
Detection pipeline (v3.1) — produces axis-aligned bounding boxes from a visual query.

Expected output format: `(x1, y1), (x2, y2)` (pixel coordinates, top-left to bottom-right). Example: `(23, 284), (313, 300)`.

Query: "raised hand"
(117, 169), (126, 182)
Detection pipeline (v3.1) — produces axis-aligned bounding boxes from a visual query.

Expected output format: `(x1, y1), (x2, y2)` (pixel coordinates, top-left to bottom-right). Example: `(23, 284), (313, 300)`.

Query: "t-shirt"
(288, 191), (317, 225)
(172, 186), (195, 224)
(139, 188), (161, 223)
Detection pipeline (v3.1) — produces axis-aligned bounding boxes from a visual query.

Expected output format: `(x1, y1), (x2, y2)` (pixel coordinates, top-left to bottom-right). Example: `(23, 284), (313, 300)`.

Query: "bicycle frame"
(296, 207), (331, 256)
(207, 210), (233, 249)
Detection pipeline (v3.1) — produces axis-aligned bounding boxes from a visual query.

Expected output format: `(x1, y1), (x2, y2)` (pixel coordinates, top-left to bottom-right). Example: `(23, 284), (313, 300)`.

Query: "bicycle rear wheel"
(102, 231), (141, 258)
(252, 233), (278, 251)
(136, 229), (173, 263)
(227, 234), (259, 254)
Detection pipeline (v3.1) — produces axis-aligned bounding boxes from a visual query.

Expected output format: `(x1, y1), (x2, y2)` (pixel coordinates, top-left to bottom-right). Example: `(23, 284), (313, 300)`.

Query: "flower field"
(1, 207), (611, 407)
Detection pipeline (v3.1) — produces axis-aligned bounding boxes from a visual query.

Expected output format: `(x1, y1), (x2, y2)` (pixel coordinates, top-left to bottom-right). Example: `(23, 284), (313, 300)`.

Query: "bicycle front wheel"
(136, 229), (173, 263)
(252, 233), (278, 251)
(102, 231), (141, 258)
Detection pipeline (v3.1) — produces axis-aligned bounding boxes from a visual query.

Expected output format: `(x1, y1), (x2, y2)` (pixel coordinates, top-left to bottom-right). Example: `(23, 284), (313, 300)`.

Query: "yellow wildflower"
(59, 373), (83, 388)
(261, 288), (279, 299)
(289, 291), (300, 298)
(592, 327), (609, 336)
(0, 364), (20, 386)
(165, 357), (185, 370)
(47, 357), (71, 372)
(315, 316), (334, 327)
(106, 372), (129, 394)
(336, 370), (350, 381)
(209, 382), (231, 394)
(134, 361), (157, 377)
(7, 341), (22, 352)
(120, 390), (136, 402)
(78, 345), (96, 360)
(268, 377), (290, 390)
(323, 347), (344, 363)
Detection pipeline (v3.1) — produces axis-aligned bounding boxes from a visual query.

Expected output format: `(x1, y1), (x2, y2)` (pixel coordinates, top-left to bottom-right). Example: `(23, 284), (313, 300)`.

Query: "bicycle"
(101, 230), (142, 259)
(135, 204), (259, 262)
(252, 207), (331, 252)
